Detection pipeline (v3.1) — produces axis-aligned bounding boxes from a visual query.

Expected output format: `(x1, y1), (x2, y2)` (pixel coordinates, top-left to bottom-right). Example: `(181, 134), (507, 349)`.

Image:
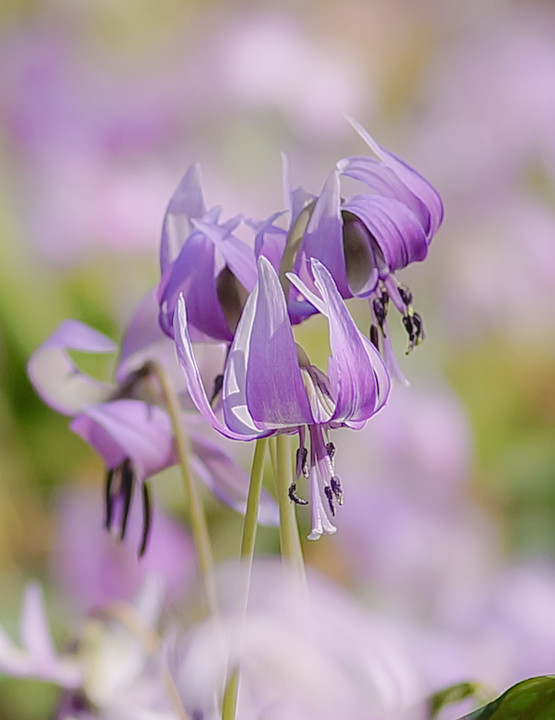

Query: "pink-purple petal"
(311, 260), (390, 423)
(295, 170), (350, 298)
(27, 320), (116, 416)
(244, 256), (314, 427)
(70, 400), (175, 481)
(174, 294), (262, 441)
(159, 231), (234, 341)
(191, 214), (258, 293)
(343, 194), (429, 273)
(345, 116), (444, 238)
(160, 163), (207, 275)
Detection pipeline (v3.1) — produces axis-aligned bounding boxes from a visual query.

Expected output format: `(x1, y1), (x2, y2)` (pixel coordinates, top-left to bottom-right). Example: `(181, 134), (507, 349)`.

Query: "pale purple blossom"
(28, 303), (278, 554)
(0, 584), (82, 688)
(174, 255), (390, 539)
(281, 118), (443, 382)
(157, 164), (258, 343)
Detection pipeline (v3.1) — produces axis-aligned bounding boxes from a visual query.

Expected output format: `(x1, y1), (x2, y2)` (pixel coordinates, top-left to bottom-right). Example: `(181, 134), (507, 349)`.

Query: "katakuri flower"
(281, 117), (444, 382)
(174, 254), (390, 539)
(28, 301), (277, 555)
(158, 163), (258, 343)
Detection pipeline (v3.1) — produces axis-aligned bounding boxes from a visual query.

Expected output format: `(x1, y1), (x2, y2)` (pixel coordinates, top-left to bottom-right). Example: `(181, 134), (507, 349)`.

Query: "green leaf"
(460, 676), (555, 720)
(429, 681), (486, 717)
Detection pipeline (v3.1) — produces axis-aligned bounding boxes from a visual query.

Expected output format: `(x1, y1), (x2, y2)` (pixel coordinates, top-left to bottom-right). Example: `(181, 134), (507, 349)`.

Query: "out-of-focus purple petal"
(116, 288), (172, 383)
(27, 320), (115, 415)
(20, 584), (55, 663)
(344, 116), (444, 239)
(160, 163), (207, 276)
(244, 256), (314, 427)
(188, 428), (279, 526)
(174, 295), (263, 441)
(70, 400), (175, 480)
(51, 487), (196, 614)
(0, 584), (82, 687)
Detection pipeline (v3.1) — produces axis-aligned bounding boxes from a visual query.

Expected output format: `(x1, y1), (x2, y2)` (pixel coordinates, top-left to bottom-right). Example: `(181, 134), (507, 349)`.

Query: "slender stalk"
(151, 361), (217, 616)
(274, 434), (304, 571)
(240, 437), (268, 560)
(221, 437), (268, 720)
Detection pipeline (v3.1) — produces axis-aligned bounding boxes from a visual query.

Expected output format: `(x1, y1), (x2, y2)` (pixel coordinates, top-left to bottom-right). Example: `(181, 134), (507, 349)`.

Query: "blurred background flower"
(1, 0), (555, 717)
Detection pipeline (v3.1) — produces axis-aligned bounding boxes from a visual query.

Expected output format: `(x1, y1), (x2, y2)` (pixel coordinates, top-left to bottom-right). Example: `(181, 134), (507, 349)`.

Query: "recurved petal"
(27, 320), (116, 416)
(344, 116), (444, 238)
(174, 294), (263, 441)
(160, 163), (207, 275)
(312, 260), (390, 422)
(289, 261), (390, 424)
(241, 256), (314, 428)
(343, 194), (428, 273)
(70, 399), (176, 481)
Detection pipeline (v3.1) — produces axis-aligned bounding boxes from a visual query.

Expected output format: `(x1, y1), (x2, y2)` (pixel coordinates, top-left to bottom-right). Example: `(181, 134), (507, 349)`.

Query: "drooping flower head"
(28, 295), (278, 555)
(157, 164), (258, 343)
(174, 255), (390, 539)
(277, 117), (444, 383)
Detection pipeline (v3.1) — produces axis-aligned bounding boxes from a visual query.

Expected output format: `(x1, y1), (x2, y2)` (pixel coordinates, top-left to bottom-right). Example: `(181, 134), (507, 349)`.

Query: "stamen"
(139, 483), (152, 558)
(403, 310), (425, 354)
(325, 441), (336, 461)
(331, 476), (343, 505)
(398, 284), (413, 307)
(380, 288), (389, 313)
(324, 485), (336, 517)
(372, 296), (387, 329)
(119, 458), (135, 541)
(288, 482), (309, 505)
(295, 446), (309, 479)
(369, 324), (380, 350)
(104, 468), (115, 531)
(210, 374), (224, 405)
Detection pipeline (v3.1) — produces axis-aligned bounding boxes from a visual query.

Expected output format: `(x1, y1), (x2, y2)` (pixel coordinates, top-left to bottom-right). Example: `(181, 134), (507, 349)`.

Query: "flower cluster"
(28, 118), (442, 545)
(164, 117), (443, 538)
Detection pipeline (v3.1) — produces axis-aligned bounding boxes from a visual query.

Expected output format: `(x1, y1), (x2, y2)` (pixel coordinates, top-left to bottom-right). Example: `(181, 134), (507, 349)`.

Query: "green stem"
(221, 437), (268, 720)
(240, 437), (268, 560)
(274, 434), (304, 571)
(152, 362), (217, 616)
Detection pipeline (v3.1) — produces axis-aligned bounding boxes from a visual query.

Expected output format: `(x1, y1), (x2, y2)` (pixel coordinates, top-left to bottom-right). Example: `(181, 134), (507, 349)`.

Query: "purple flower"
(174, 255), (390, 539)
(157, 164), (258, 342)
(28, 300), (278, 554)
(0, 584), (82, 688)
(286, 118), (444, 382)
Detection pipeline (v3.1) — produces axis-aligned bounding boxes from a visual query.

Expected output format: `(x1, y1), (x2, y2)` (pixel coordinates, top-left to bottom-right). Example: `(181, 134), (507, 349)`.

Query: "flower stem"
(274, 434), (304, 572)
(240, 437), (268, 561)
(151, 361), (217, 616)
(221, 436), (268, 720)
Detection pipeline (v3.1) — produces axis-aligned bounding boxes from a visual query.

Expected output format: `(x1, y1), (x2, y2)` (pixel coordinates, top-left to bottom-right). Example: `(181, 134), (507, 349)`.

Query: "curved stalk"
(151, 361), (217, 616)
(221, 437), (268, 720)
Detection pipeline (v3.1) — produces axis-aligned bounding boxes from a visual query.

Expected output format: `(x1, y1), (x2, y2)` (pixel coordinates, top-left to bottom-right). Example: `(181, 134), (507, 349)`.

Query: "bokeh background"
(1, 0), (555, 717)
